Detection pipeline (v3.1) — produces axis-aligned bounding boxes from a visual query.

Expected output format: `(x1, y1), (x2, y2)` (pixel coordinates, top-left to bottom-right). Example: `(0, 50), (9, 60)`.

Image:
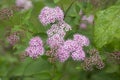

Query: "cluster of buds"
(11, 5), (22, 12)
(46, 48), (58, 63)
(19, 52), (28, 61)
(107, 51), (120, 64)
(0, 8), (13, 20)
(7, 32), (20, 46)
(0, 6), (22, 20)
(81, 49), (104, 71)
(79, 10), (94, 29)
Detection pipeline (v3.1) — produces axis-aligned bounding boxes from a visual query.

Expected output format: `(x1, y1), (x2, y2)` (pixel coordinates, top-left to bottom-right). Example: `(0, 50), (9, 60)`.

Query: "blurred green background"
(0, 0), (120, 80)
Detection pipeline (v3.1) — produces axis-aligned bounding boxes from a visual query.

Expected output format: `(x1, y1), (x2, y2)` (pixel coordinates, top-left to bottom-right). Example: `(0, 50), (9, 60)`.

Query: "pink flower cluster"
(7, 33), (20, 46)
(47, 34), (64, 48)
(79, 10), (94, 29)
(25, 37), (44, 58)
(81, 15), (94, 24)
(47, 21), (71, 48)
(16, 0), (33, 11)
(35, 6), (90, 62)
(39, 6), (64, 25)
(73, 34), (89, 46)
(47, 21), (71, 37)
(56, 34), (89, 62)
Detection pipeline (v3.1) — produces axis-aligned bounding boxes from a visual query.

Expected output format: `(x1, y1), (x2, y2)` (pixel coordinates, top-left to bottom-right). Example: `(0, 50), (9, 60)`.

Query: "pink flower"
(71, 48), (85, 61)
(62, 40), (79, 52)
(55, 7), (64, 21)
(16, 0), (33, 11)
(82, 15), (87, 21)
(25, 46), (44, 58)
(16, 0), (26, 7)
(58, 21), (72, 31)
(73, 34), (90, 46)
(56, 47), (70, 62)
(47, 34), (64, 48)
(25, 36), (44, 58)
(81, 15), (94, 24)
(46, 21), (71, 48)
(7, 33), (20, 46)
(79, 10), (83, 16)
(56, 36), (88, 62)
(29, 36), (43, 46)
(24, 0), (33, 10)
(38, 6), (64, 25)
(80, 23), (87, 29)
(47, 21), (71, 37)
(86, 15), (94, 24)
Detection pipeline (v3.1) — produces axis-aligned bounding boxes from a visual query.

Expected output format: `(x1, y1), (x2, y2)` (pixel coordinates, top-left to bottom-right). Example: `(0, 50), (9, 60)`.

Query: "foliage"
(0, 0), (120, 80)
(94, 5), (120, 49)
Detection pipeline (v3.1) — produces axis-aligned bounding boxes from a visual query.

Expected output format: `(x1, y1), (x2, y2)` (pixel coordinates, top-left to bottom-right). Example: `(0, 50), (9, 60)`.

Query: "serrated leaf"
(94, 5), (120, 48)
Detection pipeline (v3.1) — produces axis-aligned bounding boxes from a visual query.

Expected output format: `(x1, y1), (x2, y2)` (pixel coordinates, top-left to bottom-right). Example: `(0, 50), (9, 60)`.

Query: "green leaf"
(94, 5), (120, 48)
(67, 3), (78, 17)
(11, 25), (21, 32)
(58, 0), (75, 11)
(22, 9), (32, 25)
(53, 0), (60, 3)
(10, 57), (52, 78)
(105, 64), (119, 73)
(44, 0), (56, 7)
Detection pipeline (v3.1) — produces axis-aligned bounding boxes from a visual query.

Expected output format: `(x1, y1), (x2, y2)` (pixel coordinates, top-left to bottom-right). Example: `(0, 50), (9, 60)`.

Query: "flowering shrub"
(0, 0), (120, 80)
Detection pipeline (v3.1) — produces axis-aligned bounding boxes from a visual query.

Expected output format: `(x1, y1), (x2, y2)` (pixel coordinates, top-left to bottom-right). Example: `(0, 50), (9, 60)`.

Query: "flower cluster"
(81, 49), (104, 71)
(81, 15), (94, 24)
(79, 10), (94, 29)
(39, 7), (71, 48)
(0, 6), (23, 20)
(38, 6), (90, 62)
(56, 34), (89, 62)
(0, 8), (13, 20)
(25, 37), (44, 58)
(47, 33), (64, 48)
(47, 21), (71, 48)
(7, 32), (20, 46)
(73, 34), (89, 46)
(16, 0), (33, 11)
(39, 6), (64, 25)
(107, 51), (120, 64)
(46, 48), (58, 63)
(47, 21), (71, 37)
